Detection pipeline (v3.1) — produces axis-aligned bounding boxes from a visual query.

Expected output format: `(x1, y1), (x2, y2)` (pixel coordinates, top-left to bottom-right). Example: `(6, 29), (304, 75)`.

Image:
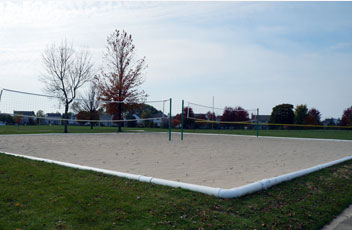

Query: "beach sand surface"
(1, 133), (351, 188)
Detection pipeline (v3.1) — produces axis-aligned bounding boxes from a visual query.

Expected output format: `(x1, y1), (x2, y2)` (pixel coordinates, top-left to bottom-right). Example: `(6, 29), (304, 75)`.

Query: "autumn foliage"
(304, 108), (321, 125)
(221, 106), (249, 128)
(341, 106), (352, 126)
(95, 29), (147, 132)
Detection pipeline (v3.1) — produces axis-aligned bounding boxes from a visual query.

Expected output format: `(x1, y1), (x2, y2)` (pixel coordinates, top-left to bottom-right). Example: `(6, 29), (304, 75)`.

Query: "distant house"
(124, 114), (143, 127)
(68, 114), (78, 125)
(132, 114), (144, 126)
(13, 111), (35, 125)
(45, 113), (62, 125)
(99, 113), (113, 127)
(322, 118), (338, 126)
(151, 113), (167, 127)
(251, 114), (271, 130)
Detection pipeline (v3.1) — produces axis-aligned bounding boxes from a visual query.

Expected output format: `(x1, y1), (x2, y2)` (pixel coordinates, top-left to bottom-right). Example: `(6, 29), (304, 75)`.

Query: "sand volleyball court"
(1, 133), (352, 188)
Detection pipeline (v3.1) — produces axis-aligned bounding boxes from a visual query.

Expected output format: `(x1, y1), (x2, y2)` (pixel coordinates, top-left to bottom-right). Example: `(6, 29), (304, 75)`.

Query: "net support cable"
(0, 88), (170, 124)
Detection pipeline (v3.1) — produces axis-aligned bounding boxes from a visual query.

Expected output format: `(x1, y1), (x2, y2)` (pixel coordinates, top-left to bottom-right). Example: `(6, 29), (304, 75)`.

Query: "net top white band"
(187, 101), (257, 112)
(2, 88), (169, 104)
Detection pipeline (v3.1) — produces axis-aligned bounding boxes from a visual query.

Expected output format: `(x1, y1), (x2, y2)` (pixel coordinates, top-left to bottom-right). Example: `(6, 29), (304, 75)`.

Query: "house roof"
(251, 115), (271, 122)
(14, 111), (35, 116)
(99, 114), (113, 120)
(46, 113), (62, 117)
(151, 113), (166, 118)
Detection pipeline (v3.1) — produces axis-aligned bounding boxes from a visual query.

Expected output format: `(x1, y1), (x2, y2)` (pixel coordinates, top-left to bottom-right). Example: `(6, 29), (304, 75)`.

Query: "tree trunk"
(64, 104), (69, 133)
(90, 112), (94, 130)
(118, 103), (122, 132)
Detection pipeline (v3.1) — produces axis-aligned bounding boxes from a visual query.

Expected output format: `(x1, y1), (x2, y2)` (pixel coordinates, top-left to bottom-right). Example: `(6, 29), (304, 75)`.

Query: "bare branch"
(40, 40), (94, 133)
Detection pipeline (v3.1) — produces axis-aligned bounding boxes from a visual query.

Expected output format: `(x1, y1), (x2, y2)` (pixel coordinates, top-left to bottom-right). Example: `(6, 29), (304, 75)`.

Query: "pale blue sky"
(1, 1), (352, 118)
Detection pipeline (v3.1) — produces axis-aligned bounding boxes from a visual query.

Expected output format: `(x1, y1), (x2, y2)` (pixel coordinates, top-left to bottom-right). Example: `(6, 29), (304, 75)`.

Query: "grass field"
(1, 125), (352, 140)
(1, 153), (352, 229)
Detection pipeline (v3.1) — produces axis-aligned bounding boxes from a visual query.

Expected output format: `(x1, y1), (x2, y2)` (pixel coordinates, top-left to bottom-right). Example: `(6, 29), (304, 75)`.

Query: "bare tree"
(95, 29), (148, 132)
(76, 82), (101, 130)
(41, 40), (94, 133)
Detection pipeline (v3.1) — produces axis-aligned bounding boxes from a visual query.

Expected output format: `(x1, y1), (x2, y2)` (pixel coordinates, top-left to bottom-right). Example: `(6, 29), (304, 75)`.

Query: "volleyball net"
(0, 88), (171, 128)
(179, 100), (352, 138)
(183, 101), (258, 129)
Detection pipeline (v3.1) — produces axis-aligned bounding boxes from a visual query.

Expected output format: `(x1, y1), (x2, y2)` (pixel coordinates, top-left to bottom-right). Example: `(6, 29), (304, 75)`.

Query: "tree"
(71, 101), (82, 114)
(206, 111), (218, 129)
(125, 113), (137, 127)
(41, 40), (94, 133)
(294, 104), (308, 124)
(183, 107), (195, 129)
(341, 106), (352, 126)
(269, 104), (294, 125)
(171, 107), (195, 129)
(221, 106), (249, 128)
(305, 108), (321, 125)
(206, 111), (216, 121)
(76, 111), (90, 125)
(141, 109), (152, 127)
(96, 30), (148, 132)
(0, 114), (14, 124)
(74, 83), (101, 130)
(14, 115), (22, 125)
(195, 114), (207, 129)
(171, 117), (181, 128)
(233, 106), (249, 122)
(36, 110), (45, 125)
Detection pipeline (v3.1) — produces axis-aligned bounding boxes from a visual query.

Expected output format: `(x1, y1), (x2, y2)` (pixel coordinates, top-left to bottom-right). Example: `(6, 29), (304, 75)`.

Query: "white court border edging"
(2, 151), (352, 198)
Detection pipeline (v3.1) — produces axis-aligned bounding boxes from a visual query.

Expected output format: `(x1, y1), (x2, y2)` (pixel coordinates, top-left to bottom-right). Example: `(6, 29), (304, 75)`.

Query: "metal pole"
(256, 108), (259, 138)
(181, 100), (184, 141)
(169, 98), (172, 141)
(212, 96), (214, 130)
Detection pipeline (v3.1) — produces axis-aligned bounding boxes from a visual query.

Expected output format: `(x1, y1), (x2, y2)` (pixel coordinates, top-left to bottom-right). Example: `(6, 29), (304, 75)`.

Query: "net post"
(181, 100), (184, 141)
(169, 98), (172, 141)
(256, 108), (259, 138)
(212, 96), (214, 130)
(0, 89), (3, 103)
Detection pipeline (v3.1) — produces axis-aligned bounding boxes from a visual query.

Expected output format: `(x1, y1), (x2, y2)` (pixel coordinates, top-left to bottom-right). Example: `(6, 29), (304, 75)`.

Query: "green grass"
(1, 125), (352, 140)
(1, 153), (352, 229)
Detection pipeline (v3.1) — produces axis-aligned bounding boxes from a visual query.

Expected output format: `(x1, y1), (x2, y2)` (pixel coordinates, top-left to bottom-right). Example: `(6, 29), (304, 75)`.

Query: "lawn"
(1, 125), (352, 140)
(1, 153), (352, 229)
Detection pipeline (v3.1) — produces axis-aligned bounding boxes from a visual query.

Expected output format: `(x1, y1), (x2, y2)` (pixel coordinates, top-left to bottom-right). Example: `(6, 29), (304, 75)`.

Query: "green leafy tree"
(0, 114), (14, 124)
(269, 104), (294, 125)
(294, 104), (308, 124)
(141, 110), (152, 127)
(36, 110), (45, 125)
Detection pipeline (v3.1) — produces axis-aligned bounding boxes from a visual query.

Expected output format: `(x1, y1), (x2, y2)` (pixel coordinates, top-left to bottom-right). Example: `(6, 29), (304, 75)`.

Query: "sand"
(1, 133), (352, 189)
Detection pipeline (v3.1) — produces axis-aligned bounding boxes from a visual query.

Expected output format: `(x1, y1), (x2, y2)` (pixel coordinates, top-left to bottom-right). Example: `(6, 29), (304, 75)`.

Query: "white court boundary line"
(1, 151), (352, 198)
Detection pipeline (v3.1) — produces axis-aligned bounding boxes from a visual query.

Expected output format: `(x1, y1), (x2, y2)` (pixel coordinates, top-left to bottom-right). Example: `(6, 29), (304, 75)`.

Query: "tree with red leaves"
(341, 106), (352, 126)
(95, 30), (148, 132)
(305, 108), (321, 125)
(221, 106), (249, 128)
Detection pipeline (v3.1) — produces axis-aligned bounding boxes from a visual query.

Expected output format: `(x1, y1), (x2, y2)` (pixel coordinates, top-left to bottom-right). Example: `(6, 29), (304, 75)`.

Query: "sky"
(1, 1), (352, 119)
